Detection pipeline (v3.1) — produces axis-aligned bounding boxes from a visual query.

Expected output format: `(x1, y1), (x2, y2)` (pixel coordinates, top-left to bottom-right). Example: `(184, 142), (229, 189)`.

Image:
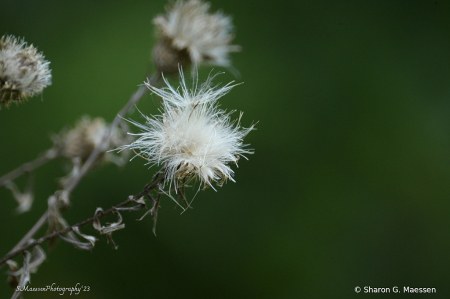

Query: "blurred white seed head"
(56, 116), (131, 165)
(118, 70), (254, 190)
(153, 0), (240, 74)
(0, 34), (52, 106)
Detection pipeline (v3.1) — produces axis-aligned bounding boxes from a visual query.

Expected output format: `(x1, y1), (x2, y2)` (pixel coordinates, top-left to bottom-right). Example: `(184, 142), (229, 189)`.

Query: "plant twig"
(0, 148), (59, 188)
(8, 211), (49, 254)
(0, 174), (165, 267)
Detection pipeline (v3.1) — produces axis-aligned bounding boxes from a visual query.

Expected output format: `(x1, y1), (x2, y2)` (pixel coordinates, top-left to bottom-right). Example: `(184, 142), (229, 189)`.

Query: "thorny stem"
(3, 73), (161, 265)
(0, 148), (59, 188)
(0, 174), (165, 267)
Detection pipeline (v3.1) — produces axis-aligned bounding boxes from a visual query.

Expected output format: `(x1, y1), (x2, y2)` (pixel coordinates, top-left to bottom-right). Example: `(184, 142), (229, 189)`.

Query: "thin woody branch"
(0, 174), (165, 267)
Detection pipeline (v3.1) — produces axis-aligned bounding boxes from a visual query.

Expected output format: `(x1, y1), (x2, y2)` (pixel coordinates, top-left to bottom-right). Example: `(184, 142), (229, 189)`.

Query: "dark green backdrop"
(1, 0), (450, 298)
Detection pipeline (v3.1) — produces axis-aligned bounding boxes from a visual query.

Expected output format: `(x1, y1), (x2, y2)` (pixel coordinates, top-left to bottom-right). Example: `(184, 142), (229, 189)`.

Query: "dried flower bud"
(0, 34), (52, 106)
(153, 0), (240, 74)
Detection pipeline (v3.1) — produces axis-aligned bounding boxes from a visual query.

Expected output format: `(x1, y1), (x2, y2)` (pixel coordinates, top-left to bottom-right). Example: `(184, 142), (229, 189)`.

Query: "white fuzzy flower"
(0, 35), (52, 105)
(119, 70), (254, 190)
(153, 0), (240, 73)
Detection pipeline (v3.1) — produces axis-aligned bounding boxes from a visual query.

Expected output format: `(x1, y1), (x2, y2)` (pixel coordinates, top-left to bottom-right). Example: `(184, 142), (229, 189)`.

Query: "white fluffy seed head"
(0, 35), (52, 106)
(153, 0), (240, 73)
(119, 70), (254, 190)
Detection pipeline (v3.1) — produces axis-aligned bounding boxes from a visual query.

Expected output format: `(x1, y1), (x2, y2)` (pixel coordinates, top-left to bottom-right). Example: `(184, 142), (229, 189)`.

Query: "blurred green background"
(1, 0), (450, 298)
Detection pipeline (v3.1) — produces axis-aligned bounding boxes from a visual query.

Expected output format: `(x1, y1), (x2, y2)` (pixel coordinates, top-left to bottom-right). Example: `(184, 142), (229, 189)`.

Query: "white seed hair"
(119, 70), (254, 190)
(153, 0), (241, 68)
(145, 68), (238, 108)
(0, 35), (52, 101)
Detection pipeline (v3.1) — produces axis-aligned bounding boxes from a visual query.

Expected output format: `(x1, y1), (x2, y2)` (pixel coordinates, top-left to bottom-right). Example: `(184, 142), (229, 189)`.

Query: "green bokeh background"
(1, 0), (450, 298)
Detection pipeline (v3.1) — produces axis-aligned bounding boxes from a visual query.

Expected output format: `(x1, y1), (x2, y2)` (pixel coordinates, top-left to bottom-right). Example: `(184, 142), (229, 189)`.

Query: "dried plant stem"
(9, 211), (49, 254)
(0, 174), (165, 267)
(3, 74), (160, 265)
(0, 148), (59, 188)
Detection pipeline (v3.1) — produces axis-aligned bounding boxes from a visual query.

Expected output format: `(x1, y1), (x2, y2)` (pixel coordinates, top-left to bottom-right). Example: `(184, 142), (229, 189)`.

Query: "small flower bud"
(0, 35), (52, 106)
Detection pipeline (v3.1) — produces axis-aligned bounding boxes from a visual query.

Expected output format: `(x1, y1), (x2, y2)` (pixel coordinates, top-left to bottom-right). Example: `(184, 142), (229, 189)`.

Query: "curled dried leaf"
(115, 196), (146, 211)
(27, 244), (46, 274)
(55, 190), (70, 209)
(6, 260), (19, 289)
(8, 244), (47, 288)
(93, 208), (125, 249)
(47, 195), (61, 239)
(92, 207), (104, 232)
(47, 192), (72, 249)
(137, 193), (161, 236)
(9, 251), (31, 299)
(134, 197), (146, 205)
(59, 157), (82, 188)
(58, 226), (97, 250)
(5, 176), (34, 213)
(93, 208), (125, 234)
(73, 226), (97, 247)
(58, 236), (93, 250)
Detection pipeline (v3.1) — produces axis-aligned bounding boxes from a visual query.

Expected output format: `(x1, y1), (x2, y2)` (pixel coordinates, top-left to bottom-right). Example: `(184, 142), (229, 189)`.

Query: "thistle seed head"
(56, 116), (130, 164)
(118, 69), (255, 190)
(153, 0), (240, 74)
(0, 35), (52, 106)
